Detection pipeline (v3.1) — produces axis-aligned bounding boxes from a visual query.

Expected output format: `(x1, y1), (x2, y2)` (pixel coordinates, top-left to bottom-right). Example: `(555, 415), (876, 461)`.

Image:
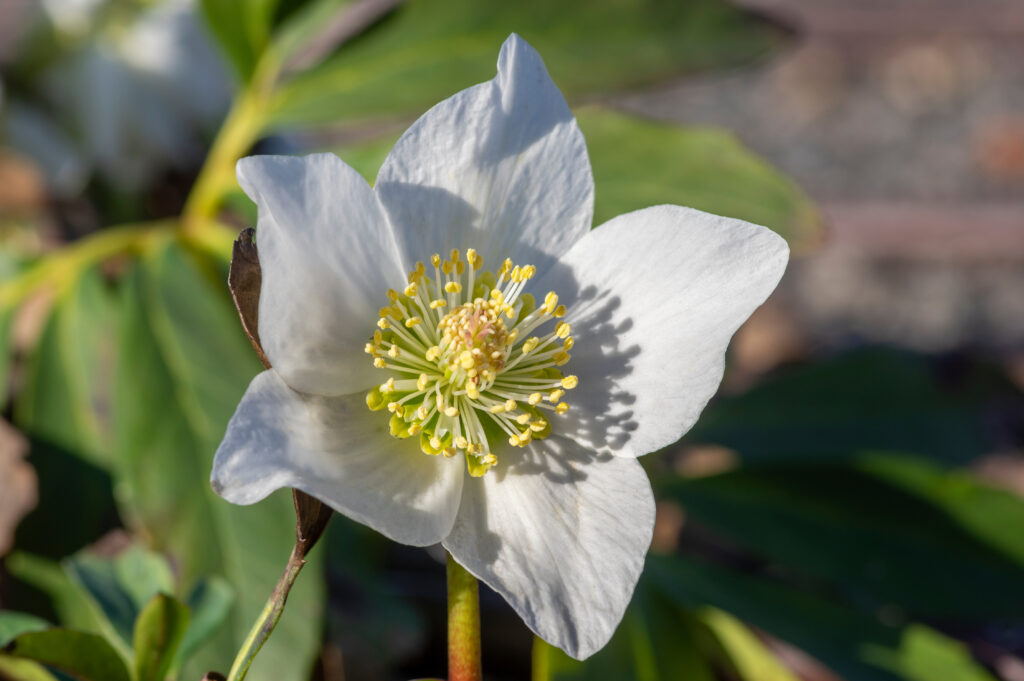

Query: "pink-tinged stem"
(447, 553), (482, 681)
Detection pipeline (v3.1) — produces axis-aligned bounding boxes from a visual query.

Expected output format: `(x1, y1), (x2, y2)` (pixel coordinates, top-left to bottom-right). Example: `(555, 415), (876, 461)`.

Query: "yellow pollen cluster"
(364, 248), (577, 477)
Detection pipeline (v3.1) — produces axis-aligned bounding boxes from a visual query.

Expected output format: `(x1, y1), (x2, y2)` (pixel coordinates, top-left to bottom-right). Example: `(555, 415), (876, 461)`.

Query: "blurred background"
(0, 1), (1022, 680)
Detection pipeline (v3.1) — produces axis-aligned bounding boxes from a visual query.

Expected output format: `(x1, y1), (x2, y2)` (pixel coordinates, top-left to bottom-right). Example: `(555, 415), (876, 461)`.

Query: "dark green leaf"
(0, 612), (49, 647)
(270, 0), (785, 128)
(649, 555), (996, 681)
(686, 349), (1017, 465)
(133, 594), (190, 681)
(113, 235), (323, 681)
(692, 607), (800, 681)
(3, 629), (130, 681)
(663, 458), (1024, 617)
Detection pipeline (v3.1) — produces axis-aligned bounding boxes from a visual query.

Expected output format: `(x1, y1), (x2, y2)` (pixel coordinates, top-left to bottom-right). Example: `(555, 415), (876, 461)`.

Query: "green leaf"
(5, 553), (105, 634)
(200, 0), (281, 81)
(577, 109), (821, 248)
(270, 0), (785, 128)
(649, 555), (996, 681)
(113, 235), (323, 681)
(15, 268), (119, 468)
(63, 545), (175, 657)
(0, 612), (49, 647)
(175, 577), (234, 669)
(692, 607), (800, 681)
(686, 348), (1016, 466)
(3, 629), (131, 681)
(133, 594), (190, 681)
(0, 657), (60, 681)
(662, 459), (1024, 618)
(329, 108), (822, 249)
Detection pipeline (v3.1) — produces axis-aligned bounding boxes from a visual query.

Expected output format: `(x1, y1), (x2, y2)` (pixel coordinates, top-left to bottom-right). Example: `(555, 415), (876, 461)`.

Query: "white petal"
(536, 205), (789, 458)
(443, 436), (654, 660)
(211, 370), (463, 546)
(375, 34), (593, 276)
(237, 153), (405, 396)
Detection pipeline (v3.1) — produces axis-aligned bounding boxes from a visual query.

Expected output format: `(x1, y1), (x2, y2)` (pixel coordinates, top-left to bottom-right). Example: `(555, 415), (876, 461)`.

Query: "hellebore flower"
(211, 34), (789, 659)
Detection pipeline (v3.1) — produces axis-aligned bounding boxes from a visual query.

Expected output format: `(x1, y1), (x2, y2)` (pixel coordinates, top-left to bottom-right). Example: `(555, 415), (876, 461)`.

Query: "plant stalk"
(225, 544), (306, 681)
(447, 554), (482, 681)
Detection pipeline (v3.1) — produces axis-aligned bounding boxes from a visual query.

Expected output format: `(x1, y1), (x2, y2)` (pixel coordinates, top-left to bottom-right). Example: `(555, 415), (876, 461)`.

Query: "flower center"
(364, 248), (577, 476)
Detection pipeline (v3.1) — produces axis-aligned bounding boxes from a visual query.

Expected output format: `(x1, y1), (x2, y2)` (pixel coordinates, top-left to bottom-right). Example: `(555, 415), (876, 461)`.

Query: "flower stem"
(225, 544), (307, 681)
(447, 553), (482, 681)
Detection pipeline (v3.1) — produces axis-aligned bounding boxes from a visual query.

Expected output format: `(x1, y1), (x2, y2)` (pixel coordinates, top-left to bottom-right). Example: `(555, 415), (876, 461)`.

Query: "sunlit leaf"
(270, 0), (785, 127)
(200, 0), (282, 81)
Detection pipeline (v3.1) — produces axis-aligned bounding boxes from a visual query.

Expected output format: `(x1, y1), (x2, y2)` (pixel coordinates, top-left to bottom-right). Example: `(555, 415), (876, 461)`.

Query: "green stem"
(181, 55), (280, 236)
(226, 544), (307, 681)
(447, 554), (482, 681)
(531, 636), (550, 681)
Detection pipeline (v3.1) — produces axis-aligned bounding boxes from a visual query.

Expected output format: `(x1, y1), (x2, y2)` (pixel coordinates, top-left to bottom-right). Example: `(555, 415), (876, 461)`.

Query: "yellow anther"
(380, 378), (395, 392)
(408, 423), (422, 435)
(387, 345), (400, 358)
(426, 346), (441, 361)
(555, 402), (570, 414)
(441, 260), (453, 275)
(508, 433), (521, 446)
(529, 420), (547, 432)
(444, 281), (462, 294)
(510, 266), (521, 281)
(555, 322), (571, 339)
(387, 288), (399, 302)
(553, 305), (566, 318)
(489, 404), (506, 414)
(364, 343), (377, 355)
(548, 389), (565, 403)
(466, 383), (480, 399)
(450, 248), (460, 262)
(431, 253), (441, 267)
(387, 401), (402, 414)
(504, 399), (517, 411)
(430, 298), (448, 309)
(561, 375), (579, 389)
(522, 337), (540, 354)
(563, 336), (575, 350)
(416, 406), (429, 420)
(373, 330), (382, 344)
(405, 317), (423, 327)
(404, 283), (418, 297)
(377, 318), (391, 330)
(417, 373), (429, 390)
(456, 260), (465, 275)
(516, 413), (531, 425)
(454, 436), (469, 449)
(443, 447), (457, 458)
(482, 453), (498, 465)
(379, 307), (392, 318)
(522, 265), (536, 279)
(489, 289), (504, 303)
(543, 292), (558, 313)
(554, 351), (571, 366)
(444, 406), (459, 417)
(430, 436), (443, 449)
(466, 248), (479, 268)
(528, 392), (542, 405)
(459, 351), (475, 370)
(373, 357), (387, 368)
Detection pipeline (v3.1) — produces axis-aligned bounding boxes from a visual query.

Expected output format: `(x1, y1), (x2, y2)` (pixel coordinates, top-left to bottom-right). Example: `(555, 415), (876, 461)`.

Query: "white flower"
(211, 34), (788, 659)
